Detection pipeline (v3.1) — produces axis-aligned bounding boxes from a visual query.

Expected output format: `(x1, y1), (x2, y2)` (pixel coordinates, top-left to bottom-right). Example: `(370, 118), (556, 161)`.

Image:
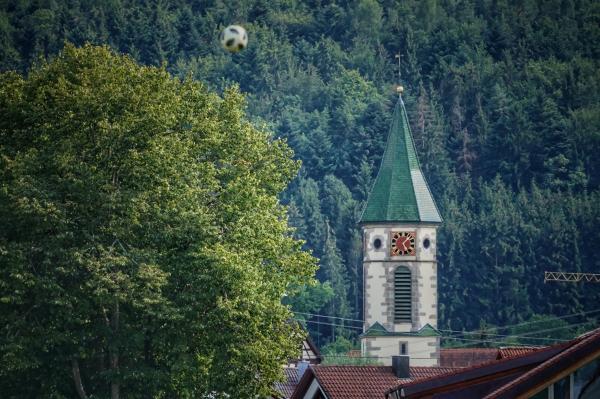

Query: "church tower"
(359, 91), (442, 367)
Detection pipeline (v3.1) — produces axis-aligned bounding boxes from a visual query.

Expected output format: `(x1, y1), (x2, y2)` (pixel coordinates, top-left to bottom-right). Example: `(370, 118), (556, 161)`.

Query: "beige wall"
(362, 224), (438, 332)
(362, 223), (439, 366)
(361, 336), (440, 367)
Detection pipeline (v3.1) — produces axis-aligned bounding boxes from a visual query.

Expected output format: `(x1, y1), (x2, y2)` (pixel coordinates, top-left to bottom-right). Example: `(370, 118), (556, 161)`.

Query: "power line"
(313, 326), (589, 362)
(295, 318), (594, 345)
(358, 320), (598, 359)
(295, 308), (600, 330)
(293, 308), (600, 338)
(320, 337), (543, 362)
(439, 321), (597, 348)
(442, 336), (545, 347)
(437, 320), (597, 342)
(294, 311), (364, 324)
(437, 329), (571, 342)
(294, 318), (363, 331)
(321, 354), (435, 360)
(436, 309), (600, 337)
(502, 320), (596, 338)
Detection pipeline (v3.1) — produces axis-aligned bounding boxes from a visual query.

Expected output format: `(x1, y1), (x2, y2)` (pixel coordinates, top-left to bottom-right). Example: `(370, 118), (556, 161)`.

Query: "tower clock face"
(391, 231), (416, 256)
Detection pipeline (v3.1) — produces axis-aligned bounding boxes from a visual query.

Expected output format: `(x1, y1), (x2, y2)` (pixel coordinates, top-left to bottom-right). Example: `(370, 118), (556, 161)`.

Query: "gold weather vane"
(395, 54), (404, 97)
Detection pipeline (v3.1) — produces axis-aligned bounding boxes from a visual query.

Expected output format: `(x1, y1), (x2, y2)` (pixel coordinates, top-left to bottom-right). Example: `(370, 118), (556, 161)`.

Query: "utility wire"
(294, 318), (363, 331)
(320, 334), (545, 361)
(321, 354), (436, 360)
(295, 318), (595, 344)
(293, 308), (600, 336)
(437, 320), (597, 341)
(443, 336), (548, 347)
(444, 333), (570, 342)
(294, 311), (364, 324)
(457, 309), (600, 334)
(315, 324), (584, 361)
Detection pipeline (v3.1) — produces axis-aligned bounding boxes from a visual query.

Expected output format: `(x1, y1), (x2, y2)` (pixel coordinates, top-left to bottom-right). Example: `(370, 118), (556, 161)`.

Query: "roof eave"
(289, 367), (316, 399)
(385, 343), (569, 398)
(484, 328), (600, 399)
(359, 219), (443, 226)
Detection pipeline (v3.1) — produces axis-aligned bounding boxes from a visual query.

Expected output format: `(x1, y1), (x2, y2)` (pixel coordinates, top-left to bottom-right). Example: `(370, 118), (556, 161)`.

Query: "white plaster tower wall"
(361, 224), (439, 366)
(363, 224), (438, 331)
(361, 336), (440, 367)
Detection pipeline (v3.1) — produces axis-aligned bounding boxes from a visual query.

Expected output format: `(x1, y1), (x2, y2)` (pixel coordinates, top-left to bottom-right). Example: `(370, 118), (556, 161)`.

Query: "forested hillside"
(2, 0), (600, 347)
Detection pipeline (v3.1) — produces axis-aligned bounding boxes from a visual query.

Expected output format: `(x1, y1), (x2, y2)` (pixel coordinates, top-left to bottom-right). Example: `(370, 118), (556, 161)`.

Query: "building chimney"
(392, 355), (410, 378)
(297, 360), (309, 378)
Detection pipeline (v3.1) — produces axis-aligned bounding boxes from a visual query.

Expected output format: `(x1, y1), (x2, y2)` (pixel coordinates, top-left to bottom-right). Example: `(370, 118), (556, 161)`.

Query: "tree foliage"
(0, 44), (315, 398)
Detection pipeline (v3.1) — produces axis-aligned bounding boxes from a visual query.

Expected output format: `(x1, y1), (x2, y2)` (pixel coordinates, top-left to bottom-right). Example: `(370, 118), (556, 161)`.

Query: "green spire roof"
(360, 97), (442, 224)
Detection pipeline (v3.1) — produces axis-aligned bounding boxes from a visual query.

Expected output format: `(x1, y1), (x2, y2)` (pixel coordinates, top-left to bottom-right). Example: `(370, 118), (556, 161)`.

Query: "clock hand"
(403, 237), (410, 250)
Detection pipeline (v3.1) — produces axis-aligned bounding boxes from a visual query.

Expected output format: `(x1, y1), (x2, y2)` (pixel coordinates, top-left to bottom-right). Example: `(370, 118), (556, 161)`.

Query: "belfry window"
(394, 266), (412, 322)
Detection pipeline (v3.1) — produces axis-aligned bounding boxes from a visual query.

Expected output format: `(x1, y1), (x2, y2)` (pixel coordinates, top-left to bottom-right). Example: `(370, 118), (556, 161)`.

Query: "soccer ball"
(220, 25), (248, 53)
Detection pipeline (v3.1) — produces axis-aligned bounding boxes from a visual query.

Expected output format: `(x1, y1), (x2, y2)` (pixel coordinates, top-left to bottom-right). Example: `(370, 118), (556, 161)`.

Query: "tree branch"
(71, 358), (88, 399)
(110, 301), (120, 399)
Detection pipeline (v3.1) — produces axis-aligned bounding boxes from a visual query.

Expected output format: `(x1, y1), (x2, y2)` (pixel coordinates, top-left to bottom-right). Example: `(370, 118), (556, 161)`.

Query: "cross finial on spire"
(395, 54), (404, 98)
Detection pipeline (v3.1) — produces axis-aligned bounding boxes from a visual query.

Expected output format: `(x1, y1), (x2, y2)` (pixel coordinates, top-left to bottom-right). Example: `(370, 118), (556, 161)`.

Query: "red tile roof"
(274, 367), (301, 399)
(440, 346), (541, 367)
(440, 348), (498, 367)
(497, 346), (539, 359)
(439, 346), (542, 368)
(313, 365), (405, 399)
(407, 366), (458, 380)
(291, 365), (456, 399)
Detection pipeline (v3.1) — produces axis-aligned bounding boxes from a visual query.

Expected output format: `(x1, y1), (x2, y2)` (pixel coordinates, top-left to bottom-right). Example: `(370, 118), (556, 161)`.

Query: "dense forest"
(2, 0), (600, 349)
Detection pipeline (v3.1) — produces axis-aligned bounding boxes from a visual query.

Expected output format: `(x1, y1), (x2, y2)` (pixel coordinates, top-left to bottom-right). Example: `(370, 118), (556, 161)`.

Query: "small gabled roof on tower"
(360, 322), (441, 338)
(360, 97), (441, 224)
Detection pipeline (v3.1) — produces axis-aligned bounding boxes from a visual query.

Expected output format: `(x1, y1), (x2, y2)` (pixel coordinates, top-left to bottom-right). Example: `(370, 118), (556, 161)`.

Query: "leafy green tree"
(0, 44), (315, 398)
(286, 281), (334, 317)
(320, 336), (378, 365)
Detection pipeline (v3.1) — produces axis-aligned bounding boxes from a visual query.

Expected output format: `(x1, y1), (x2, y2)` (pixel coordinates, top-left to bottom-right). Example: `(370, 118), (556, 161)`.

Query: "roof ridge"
(313, 364), (390, 369)
(396, 97), (419, 221)
(441, 347), (499, 352)
(399, 96), (420, 173)
(482, 327), (600, 399)
(401, 97), (443, 223)
(385, 340), (571, 397)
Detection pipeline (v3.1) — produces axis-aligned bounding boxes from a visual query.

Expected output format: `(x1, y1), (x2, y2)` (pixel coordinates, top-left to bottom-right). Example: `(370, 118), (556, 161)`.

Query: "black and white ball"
(220, 25), (248, 53)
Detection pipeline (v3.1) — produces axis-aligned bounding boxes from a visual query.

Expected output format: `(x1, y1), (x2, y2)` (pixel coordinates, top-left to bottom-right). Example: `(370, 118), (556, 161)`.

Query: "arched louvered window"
(394, 266), (412, 322)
